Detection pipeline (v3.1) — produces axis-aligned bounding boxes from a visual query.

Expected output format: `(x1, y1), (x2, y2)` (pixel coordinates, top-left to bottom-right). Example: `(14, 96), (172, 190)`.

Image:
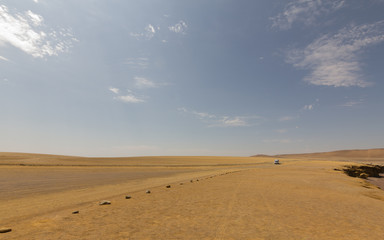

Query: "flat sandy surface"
(1, 152), (384, 239)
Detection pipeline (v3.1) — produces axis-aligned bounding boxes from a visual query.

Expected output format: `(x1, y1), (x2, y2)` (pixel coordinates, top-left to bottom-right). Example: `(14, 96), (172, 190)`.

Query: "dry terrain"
(1, 150), (384, 239)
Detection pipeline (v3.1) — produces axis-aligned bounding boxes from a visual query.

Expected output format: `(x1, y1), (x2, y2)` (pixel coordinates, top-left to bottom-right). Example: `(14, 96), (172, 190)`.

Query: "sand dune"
(0, 152), (272, 166)
(273, 148), (384, 161)
(1, 151), (384, 239)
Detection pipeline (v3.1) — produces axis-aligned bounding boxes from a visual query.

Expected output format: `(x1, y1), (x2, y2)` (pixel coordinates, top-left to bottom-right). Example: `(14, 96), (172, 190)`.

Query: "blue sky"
(1, 0), (384, 157)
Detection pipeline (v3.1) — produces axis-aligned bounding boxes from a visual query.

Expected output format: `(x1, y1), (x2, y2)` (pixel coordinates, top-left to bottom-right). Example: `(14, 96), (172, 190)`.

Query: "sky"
(1, 0), (384, 157)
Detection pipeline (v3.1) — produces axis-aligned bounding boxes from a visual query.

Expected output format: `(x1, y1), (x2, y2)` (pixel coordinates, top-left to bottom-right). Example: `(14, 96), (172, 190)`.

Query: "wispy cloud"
(108, 87), (119, 94)
(302, 104), (313, 110)
(145, 24), (156, 39)
(130, 24), (158, 40)
(134, 77), (157, 89)
(271, 0), (345, 30)
(339, 97), (365, 107)
(131, 20), (188, 41)
(287, 21), (384, 87)
(123, 57), (148, 69)
(279, 116), (296, 122)
(109, 87), (145, 103)
(216, 116), (249, 127)
(0, 5), (77, 58)
(178, 107), (260, 127)
(302, 99), (319, 111)
(0, 55), (9, 62)
(168, 20), (188, 34)
(178, 107), (215, 119)
(116, 95), (145, 103)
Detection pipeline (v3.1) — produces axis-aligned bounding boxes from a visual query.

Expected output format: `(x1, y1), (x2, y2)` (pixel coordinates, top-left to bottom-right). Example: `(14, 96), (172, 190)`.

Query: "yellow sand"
(1, 152), (384, 239)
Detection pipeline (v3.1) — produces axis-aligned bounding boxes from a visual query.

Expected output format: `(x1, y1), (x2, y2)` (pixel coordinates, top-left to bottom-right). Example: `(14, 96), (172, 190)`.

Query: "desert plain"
(1, 149), (384, 239)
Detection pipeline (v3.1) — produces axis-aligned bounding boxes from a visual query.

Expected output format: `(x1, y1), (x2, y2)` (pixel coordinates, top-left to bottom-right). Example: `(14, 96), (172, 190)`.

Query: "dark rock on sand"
(359, 173), (369, 179)
(72, 211), (79, 214)
(146, 190), (151, 194)
(0, 228), (12, 233)
(166, 185), (171, 188)
(343, 165), (384, 178)
(99, 200), (111, 205)
(125, 195), (132, 199)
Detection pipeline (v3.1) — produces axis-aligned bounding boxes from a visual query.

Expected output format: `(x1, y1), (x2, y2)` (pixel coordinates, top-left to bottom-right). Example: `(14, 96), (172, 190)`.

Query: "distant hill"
(252, 148), (384, 160)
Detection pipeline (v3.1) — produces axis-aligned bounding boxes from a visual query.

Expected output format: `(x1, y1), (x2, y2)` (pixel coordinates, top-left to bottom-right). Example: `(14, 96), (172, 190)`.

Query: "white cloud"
(116, 94), (144, 103)
(0, 5), (77, 58)
(218, 116), (248, 127)
(178, 107), (260, 127)
(178, 107), (216, 119)
(287, 21), (384, 87)
(146, 24), (155, 33)
(130, 24), (157, 40)
(109, 87), (120, 94)
(145, 24), (156, 38)
(26, 10), (43, 26)
(109, 87), (145, 103)
(302, 99), (319, 111)
(123, 57), (148, 69)
(169, 20), (188, 34)
(271, 0), (345, 30)
(0, 55), (9, 61)
(135, 77), (156, 88)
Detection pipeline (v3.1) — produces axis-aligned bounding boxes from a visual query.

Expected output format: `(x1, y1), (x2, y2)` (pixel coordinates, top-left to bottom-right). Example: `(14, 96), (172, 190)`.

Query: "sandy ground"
(1, 152), (384, 239)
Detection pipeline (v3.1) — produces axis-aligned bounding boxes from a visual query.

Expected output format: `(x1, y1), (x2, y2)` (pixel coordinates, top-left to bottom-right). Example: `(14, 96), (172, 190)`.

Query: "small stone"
(0, 228), (12, 233)
(166, 185), (171, 188)
(359, 173), (369, 179)
(72, 211), (79, 214)
(125, 195), (132, 199)
(190, 180), (193, 183)
(99, 200), (111, 205)
(146, 190), (151, 194)
(180, 183), (183, 185)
